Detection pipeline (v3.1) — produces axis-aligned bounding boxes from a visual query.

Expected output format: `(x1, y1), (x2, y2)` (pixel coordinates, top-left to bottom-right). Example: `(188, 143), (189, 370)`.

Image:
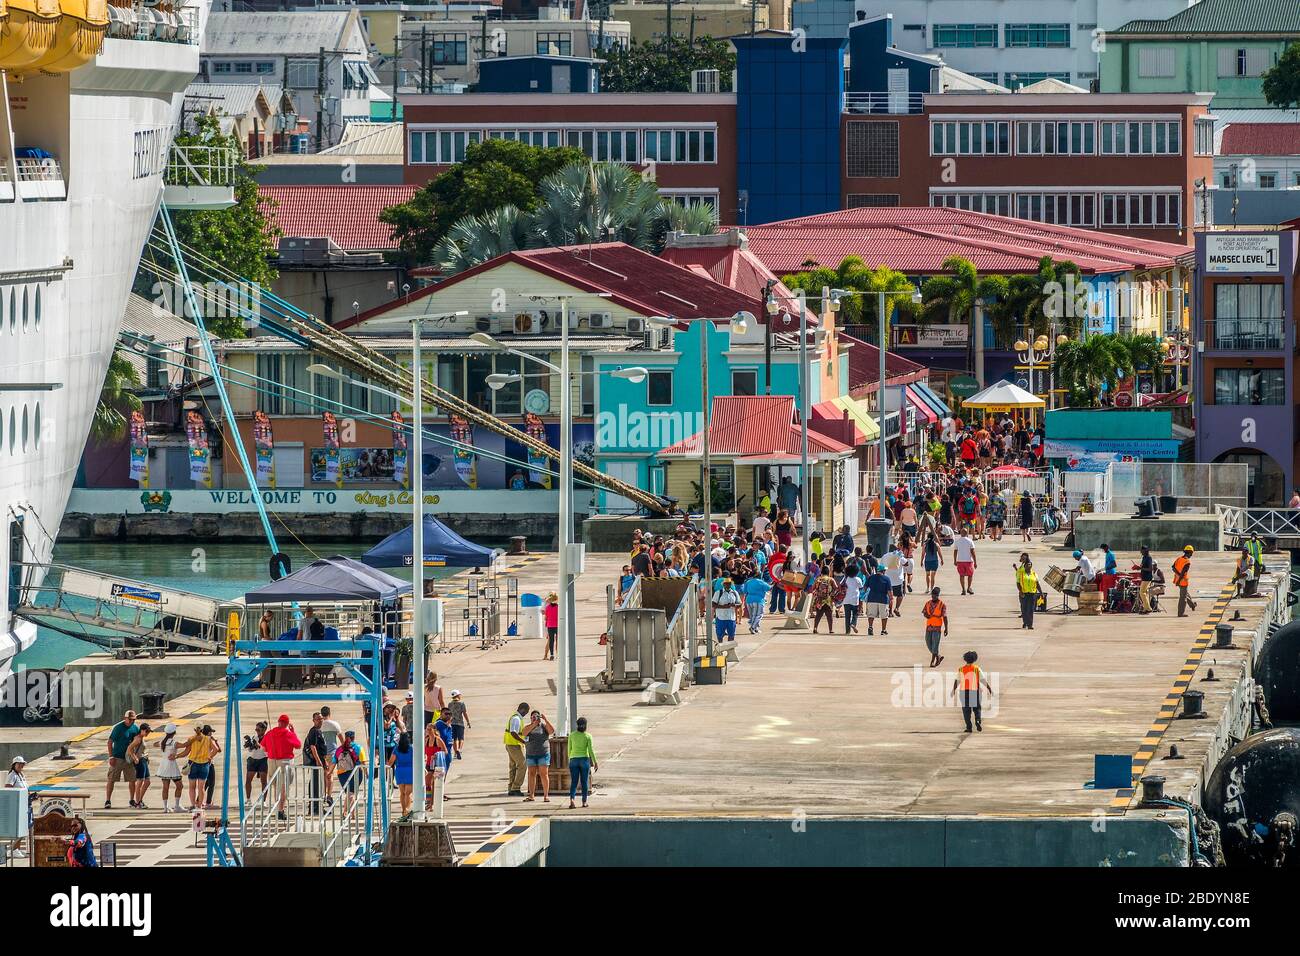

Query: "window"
(931, 24), (998, 48)
(255, 62), (275, 75)
(1258, 172), (1278, 189)
(567, 128), (638, 162)
(846, 121), (899, 177)
(1004, 72), (1070, 90)
(491, 353), (523, 415)
(930, 192), (1011, 216)
(408, 128), (481, 164)
(731, 369), (758, 396)
(1213, 283), (1283, 349)
(212, 61), (232, 74)
(931, 120), (1010, 156)
(1005, 24), (1070, 48)
(536, 31), (572, 56)
(1194, 118), (1215, 156)
(256, 354), (314, 415)
(234, 62), (253, 74)
(847, 193), (900, 207)
(486, 129), (561, 148)
(642, 127), (716, 163)
(1099, 120), (1181, 155)
(1214, 368), (1284, 405)
(432, 34), (467, 66)
(1015, 192), (1096, 226)
(1219, 47), (1272, 77)
(1100, 192), (1181, 228)
(647, 370), (673, 407)
(660, 191), (719, 209)
(285, 60), (320, 90)
(1138, 47), (1176, 78)
(1014, 120), (1095, 155)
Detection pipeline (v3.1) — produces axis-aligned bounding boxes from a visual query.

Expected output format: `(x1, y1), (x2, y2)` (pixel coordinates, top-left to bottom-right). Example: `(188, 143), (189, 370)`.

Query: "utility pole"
(749, 0), (756, 35)
(315, 45), (325, 152)
(420, 26), (428, 94)
(701, 318), (714, 656)
(391, 33), (399, 121)
(665, 0), (673, 50)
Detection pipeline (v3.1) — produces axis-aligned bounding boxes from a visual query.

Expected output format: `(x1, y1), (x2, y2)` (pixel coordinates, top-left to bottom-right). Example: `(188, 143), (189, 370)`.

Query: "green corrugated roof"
(1113, 0), (1300, 35)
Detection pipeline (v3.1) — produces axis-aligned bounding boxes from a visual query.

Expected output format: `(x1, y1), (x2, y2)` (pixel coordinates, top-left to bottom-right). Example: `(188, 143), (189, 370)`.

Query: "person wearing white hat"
(5, 757), (27, 857)
(156, 723), (184, 812)
(447, 690), (470, 760)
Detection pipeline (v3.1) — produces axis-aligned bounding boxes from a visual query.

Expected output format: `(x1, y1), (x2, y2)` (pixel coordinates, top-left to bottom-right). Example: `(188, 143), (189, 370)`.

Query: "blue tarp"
(244, 555), (411, 604)
(361, 516), (499, 570)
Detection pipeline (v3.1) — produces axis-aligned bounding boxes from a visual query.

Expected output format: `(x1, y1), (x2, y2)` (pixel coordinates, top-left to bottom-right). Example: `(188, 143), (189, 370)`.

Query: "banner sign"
(321, 412), (341, 486)
(449, 414), (477, 489)
(895, 324), (969, 348)
(310, 446), (397, 483)
(128, 410), (149, 486)
(1045, 438), (1182, 471)
(391, 410), (409, 489)
(110, 583), (162, 607)
(1206, 234), (1280, 273)
(253, 410), (275, 488)
(523, 412), (552, 490)
(185, 411), (211, 486)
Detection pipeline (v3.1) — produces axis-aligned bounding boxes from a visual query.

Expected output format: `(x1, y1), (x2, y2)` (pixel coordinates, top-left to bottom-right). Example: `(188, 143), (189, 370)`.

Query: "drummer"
(1070, 549), (1096, 582)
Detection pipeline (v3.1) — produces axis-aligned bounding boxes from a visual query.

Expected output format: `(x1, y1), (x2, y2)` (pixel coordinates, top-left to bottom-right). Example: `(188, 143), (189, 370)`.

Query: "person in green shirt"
(567, 717), (598, 810)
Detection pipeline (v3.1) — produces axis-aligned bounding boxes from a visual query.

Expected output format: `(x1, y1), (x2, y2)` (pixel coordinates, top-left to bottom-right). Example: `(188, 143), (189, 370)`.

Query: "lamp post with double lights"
(307, 307), (467, 815)
(1162, 333), (1193, 395)
(1014, 330), (1068, 410)
(643, 312), (752, 654)
(828, 287), (923, 520)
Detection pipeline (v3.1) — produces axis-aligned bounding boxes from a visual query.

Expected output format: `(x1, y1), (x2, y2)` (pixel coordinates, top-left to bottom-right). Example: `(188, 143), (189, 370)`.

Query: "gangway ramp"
(14, 563), (238, 655)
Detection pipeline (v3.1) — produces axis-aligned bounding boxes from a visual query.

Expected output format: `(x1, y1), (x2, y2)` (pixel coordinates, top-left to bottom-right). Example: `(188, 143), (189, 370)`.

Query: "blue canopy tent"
(244, 555), (411, 604)
(360, 516), (500, 570)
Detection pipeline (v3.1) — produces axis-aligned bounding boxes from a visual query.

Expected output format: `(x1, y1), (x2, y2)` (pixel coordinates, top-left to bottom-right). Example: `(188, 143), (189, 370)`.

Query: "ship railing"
(1216, 505), (1300, 543)
(15, 156), (62, 183)
(108, 1), (199, 45)
(166, 144), (236, 188)
(843, 92), (926, 115)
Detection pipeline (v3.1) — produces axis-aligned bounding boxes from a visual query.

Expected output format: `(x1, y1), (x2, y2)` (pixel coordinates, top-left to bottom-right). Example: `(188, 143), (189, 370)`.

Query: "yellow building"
(612, 0), (790, 43)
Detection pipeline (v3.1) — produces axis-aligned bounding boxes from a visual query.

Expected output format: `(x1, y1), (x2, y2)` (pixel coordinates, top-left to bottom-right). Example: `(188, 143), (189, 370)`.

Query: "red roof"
(1219, 123), (1300, 156)
(661, 233), (817, 327)
(744, 207), (1190, 277)
(341, 242), (764, 329)
(658, 395), (853, 458)
(258, 185), (416, 252)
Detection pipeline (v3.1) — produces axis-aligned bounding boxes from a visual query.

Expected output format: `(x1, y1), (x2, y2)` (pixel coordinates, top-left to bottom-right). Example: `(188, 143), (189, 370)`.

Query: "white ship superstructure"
(0, 0), (207, 677)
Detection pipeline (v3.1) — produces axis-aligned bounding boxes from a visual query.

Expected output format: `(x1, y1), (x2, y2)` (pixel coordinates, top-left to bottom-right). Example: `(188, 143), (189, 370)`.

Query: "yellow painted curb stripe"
(459, 817), (540, 867)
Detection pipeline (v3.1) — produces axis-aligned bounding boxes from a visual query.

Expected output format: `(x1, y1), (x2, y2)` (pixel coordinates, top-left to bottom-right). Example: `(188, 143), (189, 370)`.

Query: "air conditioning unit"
(643, 328), (670, 351)
(474, 316), (498, 333)
(513, 311), (543, 334)
(692, 68), (720, 94)
(626, 316), (647, 335)
(588, 311), (614, 329)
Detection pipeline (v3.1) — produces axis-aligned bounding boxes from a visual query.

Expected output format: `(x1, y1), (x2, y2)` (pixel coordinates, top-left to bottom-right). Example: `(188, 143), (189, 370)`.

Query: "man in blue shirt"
(105, 710), (139, 810)
(1101, 543), (1118, 576)
(863, 564), (894, 636)
(742, 574), (772, 633)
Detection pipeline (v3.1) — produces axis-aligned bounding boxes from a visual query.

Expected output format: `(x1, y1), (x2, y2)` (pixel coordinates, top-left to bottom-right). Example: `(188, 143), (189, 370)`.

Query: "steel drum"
(1043, 566), (1066, 592)
(1063, 571), (1084, 596)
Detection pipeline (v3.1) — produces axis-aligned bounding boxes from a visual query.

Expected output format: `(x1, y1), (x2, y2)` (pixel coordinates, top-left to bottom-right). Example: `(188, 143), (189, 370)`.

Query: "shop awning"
(810, 395), (880, 442)
(910, 381), (951, 417)
(905, 385), (938, 425)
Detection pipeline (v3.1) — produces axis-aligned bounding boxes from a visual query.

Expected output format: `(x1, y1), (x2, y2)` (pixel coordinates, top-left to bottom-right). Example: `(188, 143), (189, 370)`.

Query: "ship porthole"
(0, 406), (4, 451)
(8, 408), (14, 454)
(21, 287), (28, 333)
(34, 287), (41, 331)
(7, 289), (13, 334)
(21, 405), (29, 452)
(33, 404), (41, 450)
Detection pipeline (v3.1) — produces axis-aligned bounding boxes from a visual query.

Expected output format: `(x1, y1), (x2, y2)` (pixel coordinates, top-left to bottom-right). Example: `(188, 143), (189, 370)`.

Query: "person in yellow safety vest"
(1171, 545), (1198, 618)
(503, 702), (529, 797)
(1013, 553), (1039, 630)
(921, 586), (948, 668)
(951, 650), (995, 733)
(1246, 533), (1264, 575)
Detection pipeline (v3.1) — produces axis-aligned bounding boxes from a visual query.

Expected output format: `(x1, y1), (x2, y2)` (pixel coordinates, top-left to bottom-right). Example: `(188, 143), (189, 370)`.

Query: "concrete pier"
(11, 536), (1286, 866)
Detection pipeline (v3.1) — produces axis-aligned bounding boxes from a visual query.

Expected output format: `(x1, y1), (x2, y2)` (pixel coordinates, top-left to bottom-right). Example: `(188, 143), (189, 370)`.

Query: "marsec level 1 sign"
(1206, 234), (1280, 273)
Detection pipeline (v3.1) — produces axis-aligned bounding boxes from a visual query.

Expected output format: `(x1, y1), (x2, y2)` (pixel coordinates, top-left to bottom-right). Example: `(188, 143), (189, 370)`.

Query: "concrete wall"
(61, 657), (229, 727)
(1073, 513), (1223, 553)
(547, 815), (1190, 866)
(582, 516), (683, 553)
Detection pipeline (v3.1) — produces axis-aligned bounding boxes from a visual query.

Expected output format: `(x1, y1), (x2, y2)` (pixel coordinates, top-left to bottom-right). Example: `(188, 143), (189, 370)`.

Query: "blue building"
(476, 54), (601, 94)
(733, 32), (846, 225)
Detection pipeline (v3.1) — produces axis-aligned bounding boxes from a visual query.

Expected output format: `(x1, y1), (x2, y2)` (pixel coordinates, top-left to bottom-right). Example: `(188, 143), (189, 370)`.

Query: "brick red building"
(841, 92), (1215, 245)
(401, 92), (738, 218)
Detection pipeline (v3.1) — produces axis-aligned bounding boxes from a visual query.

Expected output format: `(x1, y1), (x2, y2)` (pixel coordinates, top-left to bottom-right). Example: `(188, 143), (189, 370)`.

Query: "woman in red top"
(543, 592), (559, 661)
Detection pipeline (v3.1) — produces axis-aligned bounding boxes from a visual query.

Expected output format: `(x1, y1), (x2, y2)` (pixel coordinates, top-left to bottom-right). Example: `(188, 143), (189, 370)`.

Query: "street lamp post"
(1015, 331), (1068, 411)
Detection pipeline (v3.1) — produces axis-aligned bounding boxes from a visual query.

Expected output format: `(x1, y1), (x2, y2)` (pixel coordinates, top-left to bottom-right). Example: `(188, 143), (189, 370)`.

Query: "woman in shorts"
(522, 709), (554, 803)
(243, 721), (268, 803)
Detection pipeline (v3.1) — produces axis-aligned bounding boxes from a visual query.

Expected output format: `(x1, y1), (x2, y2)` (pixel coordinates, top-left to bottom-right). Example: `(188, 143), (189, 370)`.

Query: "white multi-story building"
(201, 10), (377, 149)
(851, 0), (1196, 90)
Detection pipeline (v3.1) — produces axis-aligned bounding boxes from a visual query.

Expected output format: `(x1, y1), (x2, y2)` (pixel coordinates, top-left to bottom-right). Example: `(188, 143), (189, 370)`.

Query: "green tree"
(987, 256), (1085, 348)
(430, 162), (716, 274)
(168, 115), (280, 338)
(599, 37), (736, 93)
(1053, 334), (1133, 407)
(781, 256), (919, 343)
(1263, 42), (1300, 108)
(921, 257), (1008, 357)
(379, 139), (586, 267)
(91, 352), (143, 445)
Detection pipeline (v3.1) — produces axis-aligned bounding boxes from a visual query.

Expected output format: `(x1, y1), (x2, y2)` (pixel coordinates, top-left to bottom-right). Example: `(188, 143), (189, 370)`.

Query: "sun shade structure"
(244, 555), (411, 604)
(361, 515), (500, 570)
(961, 379), (1045, 412)
(985, 464), (1038, 478)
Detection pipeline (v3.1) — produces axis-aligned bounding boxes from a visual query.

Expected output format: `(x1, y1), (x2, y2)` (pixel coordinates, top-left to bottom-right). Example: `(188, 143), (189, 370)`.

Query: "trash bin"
(140, 690), (166, 717)
(519, 593), (544, 640)
(866, 518), (893, 558)
(1158, 495), (1178, 514)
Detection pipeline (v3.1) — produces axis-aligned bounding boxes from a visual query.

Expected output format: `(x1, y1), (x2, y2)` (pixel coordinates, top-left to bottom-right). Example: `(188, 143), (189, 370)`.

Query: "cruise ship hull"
(0, 26), (202, 677)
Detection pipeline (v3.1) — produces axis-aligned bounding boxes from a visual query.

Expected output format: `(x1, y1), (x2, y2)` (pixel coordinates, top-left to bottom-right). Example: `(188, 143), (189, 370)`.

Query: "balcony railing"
(163, 144), (236, 210)
(843, 92), (925, 115)
(1206, 318), (1285, 351)
(107, 0), (199, 45)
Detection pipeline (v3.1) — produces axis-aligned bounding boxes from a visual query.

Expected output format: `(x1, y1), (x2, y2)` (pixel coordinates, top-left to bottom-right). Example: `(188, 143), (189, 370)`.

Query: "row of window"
(932, 22), (1072, 49)
(1140, 47), (1274, 79)
(409, 126), (718, 165)
(0, 284), (43, 335)
(929, 119), (1186, 157)
(1222, 170), (1300, 190)
(423, 30), (581, 65)
(645, 368), (758, 406)
(211, 60), (275, 75)
(929, 191), (1182, 228)
(1214, 369), (1283, 406)
(0, 402), (42, 456)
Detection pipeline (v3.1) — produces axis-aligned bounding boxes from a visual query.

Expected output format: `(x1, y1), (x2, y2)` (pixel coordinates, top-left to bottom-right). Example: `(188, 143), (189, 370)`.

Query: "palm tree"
(780, 256), (919, 343)
(1053, 334), (1133, 407)
(431, 161), (716, 274)
(921, 257), (1008, 371)
(91, 352), (143, 445)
